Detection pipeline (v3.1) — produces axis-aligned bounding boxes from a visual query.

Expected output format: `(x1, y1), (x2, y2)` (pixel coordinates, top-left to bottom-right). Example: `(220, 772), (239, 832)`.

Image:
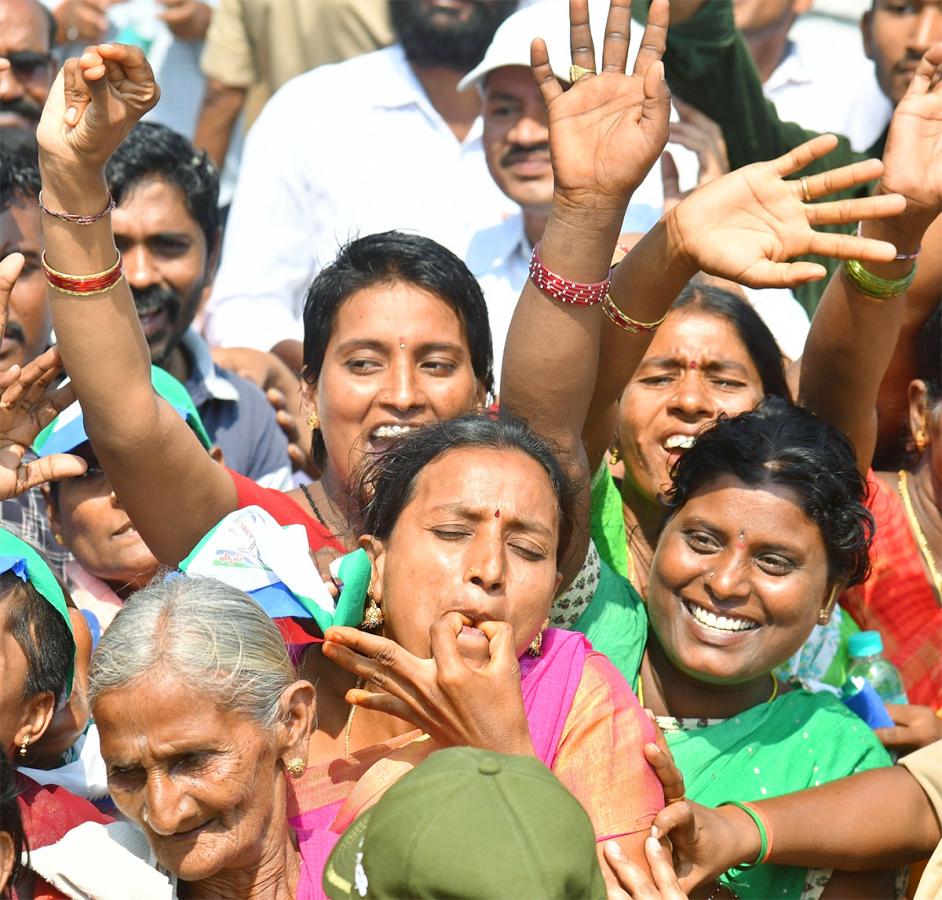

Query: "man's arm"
(194, 79), (245, 168)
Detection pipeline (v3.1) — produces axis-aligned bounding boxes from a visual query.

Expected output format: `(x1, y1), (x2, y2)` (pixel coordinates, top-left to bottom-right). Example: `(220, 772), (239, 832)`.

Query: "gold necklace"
(638, 672), (778, 709)
(343, 678), (363, 757)
(898, 469), (942, 601)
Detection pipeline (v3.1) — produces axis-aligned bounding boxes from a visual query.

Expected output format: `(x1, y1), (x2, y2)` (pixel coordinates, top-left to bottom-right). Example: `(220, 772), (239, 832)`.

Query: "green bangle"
(843, 258), (916, 300)
(719, 800), (769, 869)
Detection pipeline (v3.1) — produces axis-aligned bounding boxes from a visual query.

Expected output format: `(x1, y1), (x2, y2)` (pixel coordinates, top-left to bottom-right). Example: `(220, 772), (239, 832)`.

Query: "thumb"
(62, 53), (107, 127)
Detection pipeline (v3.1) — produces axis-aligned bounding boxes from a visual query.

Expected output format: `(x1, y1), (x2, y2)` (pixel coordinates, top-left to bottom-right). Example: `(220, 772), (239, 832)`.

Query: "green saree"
(571, 559), (891, 900)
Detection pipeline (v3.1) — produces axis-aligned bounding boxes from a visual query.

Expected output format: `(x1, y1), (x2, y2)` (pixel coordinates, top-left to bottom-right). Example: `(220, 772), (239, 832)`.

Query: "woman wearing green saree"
(496, 3), (942, 896)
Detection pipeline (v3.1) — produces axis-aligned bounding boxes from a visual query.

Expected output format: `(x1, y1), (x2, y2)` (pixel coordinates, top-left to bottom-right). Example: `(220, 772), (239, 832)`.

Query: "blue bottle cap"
(848, 630), (884, 658)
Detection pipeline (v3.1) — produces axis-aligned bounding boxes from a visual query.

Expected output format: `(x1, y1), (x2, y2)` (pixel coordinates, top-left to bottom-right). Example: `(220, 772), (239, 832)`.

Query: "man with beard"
(0, 0), (57, 131)
(105, 123), (292, 489)
(202, 0), (519, 370)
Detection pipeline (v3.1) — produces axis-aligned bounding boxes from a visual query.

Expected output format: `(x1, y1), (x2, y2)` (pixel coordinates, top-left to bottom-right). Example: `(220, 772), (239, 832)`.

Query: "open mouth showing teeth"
(684, 600), (759, 633)
(370, 424), (416, 440)
(663, 435), (696, 451)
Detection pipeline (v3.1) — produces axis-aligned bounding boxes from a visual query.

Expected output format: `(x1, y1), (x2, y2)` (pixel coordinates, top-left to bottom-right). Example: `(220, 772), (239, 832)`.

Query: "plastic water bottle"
(846, 631), (909, 705)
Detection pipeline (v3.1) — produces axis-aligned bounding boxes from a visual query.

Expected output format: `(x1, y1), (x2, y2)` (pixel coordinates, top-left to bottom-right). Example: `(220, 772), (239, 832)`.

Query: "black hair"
(664, 397), (873, 587)
(0, 131), (41, 212)
(0, 747), (27, 895)
(0, 570), (74, 713)
(105, 122), (220, 250)
(672, 282), (790, 399)
(302, 231), (494, 466)
(354, 413), (576, 565)
(916, 304), (941, 402)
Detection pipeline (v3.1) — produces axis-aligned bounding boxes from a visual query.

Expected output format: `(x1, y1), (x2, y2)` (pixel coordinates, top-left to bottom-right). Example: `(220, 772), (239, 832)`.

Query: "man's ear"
(861, 9), (874, 61)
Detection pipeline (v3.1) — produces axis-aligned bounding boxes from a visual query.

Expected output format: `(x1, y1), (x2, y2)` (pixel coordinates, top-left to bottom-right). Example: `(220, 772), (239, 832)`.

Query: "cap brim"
(322, 808), (374, 899)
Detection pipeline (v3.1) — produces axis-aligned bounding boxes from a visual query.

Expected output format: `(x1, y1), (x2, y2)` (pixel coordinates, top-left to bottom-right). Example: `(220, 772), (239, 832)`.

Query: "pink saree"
(291, 629), (663, 900)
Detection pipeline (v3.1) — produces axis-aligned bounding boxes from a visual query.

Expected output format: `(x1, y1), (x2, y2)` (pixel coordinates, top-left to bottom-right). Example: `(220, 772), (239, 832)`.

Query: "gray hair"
(88, 575), (295, 730)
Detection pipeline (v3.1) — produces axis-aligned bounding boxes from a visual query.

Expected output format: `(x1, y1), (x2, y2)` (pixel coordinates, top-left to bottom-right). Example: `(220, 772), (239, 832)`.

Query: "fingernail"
(65, 107), (77, 125)
(646, 835), (661, 853)
(644, 707), (656, 721)
(645, 741), (660, 755)
(605, 840), (624, 860)
(651, 825), (660, 839)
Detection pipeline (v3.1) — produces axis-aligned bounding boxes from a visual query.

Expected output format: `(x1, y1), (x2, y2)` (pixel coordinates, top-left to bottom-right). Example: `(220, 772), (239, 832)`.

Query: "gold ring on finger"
(800, 176), (813, 203)
(666, 794), (687, 804)
(569, 64), (594, 83)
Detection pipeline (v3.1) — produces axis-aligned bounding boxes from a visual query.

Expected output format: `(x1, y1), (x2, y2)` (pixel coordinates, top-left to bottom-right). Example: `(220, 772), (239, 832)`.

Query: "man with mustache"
(0, 0), (57, 131)
(203, 0), (519, 370)
(105, 122), (292, 489)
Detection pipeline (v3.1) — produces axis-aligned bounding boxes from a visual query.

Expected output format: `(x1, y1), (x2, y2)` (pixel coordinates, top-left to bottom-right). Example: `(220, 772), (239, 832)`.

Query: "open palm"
(533, 0), (671, 209)
(880, 43), (942, 221)
(666, 135), (907, 288)
(0, 255), (84, 499)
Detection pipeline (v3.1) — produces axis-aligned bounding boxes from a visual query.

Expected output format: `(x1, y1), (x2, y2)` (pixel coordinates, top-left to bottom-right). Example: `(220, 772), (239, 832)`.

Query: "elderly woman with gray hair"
(28, 575), (317, 899)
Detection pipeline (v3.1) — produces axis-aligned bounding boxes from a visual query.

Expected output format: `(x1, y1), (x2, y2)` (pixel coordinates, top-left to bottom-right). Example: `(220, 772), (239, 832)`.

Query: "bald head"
(0, 0), (56, 129)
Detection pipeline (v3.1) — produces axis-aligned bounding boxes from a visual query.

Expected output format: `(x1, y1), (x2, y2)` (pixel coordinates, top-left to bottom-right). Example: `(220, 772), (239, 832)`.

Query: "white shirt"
(766, 15), (891, 153)
(203, 44), (519, 351)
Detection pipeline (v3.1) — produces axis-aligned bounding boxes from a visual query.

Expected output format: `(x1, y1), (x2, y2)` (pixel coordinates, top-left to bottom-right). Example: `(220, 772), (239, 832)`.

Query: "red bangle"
(528, 241), (611, 306)
(43, 251), (124, 296)
(39, 190), (116, 226)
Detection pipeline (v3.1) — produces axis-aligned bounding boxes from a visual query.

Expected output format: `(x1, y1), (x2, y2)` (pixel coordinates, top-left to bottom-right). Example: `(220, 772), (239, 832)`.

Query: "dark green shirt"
(649, 0), (888, 314)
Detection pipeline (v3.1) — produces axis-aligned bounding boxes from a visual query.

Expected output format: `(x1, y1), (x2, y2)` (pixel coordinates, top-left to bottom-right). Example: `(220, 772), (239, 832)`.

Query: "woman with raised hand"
(32, 50), (493, 576)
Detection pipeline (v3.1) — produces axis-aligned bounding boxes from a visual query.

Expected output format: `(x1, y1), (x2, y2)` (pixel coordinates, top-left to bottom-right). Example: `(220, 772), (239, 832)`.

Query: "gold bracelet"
(842, 258), (916, 301)
(41, 251), (121, 282)
(602, 292), (669, 334)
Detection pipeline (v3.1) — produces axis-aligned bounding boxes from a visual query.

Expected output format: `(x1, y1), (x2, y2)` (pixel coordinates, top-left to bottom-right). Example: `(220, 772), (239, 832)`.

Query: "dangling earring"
(285, 757), (306, 778)
(361, 590), (384, 631)
(19, 735), (30, 758)
(53, 533), (64, 546)
(608, 444), (622, 466)
(818, 585), (839, 625)
(915, 429), (928, 453)
(307, 411), (320, 431)
(527, 618), (550, 658)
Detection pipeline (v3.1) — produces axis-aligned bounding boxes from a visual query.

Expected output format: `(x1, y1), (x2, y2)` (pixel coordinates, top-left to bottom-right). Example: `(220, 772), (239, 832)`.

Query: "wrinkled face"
(95, 673), (284, 882)
(733, 0), (807, 34)
(617, 310), (765, 503)
(647, 475), (831, 684)
(0, 0), (54, 129)
(369, 448), (562, 667)
(0, 198), (51, 371)
(50, 452), (159, 593)
(483, 66), (553, 211)
(112, 179), (212, 365)
(864, 0), (942, 105)
(312, 281), (483, 485)
(0, 608), (30, 756)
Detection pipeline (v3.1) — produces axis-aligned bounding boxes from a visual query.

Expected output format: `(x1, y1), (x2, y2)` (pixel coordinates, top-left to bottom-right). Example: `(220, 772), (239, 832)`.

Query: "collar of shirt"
(371, 44), (485, 146)
(180, 328), (240, 406)
(465, 214), (530, 277)
(764, 39), (814, 95)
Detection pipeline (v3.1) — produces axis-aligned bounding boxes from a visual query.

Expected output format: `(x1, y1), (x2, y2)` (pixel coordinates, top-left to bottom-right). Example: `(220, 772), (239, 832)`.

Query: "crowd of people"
(0, 0), (940, 897)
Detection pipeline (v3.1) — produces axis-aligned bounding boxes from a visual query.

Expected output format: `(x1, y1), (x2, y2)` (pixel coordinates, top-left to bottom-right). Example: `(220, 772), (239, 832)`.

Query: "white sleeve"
(203, 81), (323, 350)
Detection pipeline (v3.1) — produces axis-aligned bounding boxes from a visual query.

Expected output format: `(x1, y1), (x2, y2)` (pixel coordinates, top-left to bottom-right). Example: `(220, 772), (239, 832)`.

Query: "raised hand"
(0, 255), (85, 499)
(322, 613), (534, 756)
(533, 0), (671, 212)
(36, 42), (159, 172)
(879, 42), (942, 226)
(664, 134), (907, 288)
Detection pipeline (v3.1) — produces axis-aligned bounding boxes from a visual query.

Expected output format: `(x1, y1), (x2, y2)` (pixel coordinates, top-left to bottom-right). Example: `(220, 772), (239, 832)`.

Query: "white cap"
(459, 0), (612, 93)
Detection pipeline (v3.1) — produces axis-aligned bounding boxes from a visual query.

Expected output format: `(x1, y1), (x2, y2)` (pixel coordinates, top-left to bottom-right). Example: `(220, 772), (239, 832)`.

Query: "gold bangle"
(41, 251), (121, 281)
(842, 258), (916, 301)
(47, 274), (126, 297)
(602, 292), (669, 334)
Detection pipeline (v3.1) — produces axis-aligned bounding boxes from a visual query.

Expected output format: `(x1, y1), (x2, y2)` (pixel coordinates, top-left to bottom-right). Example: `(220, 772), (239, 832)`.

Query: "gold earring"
(526, 618), (550, 658)
(285, 757), (306, 778)
(818, 585), (839, 625)
(915, 429), (928, 453)
(53, 532), (64, 545)
(307, 412), (320, 431)
(608, 444), (622, 466)
(19, 735), (30, 758)
(361, 590), (384, 631)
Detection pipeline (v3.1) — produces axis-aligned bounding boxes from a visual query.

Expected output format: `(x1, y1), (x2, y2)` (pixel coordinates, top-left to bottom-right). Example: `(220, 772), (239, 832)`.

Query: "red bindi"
(494, 509), (500, 518)
(689, 360), (698, 370)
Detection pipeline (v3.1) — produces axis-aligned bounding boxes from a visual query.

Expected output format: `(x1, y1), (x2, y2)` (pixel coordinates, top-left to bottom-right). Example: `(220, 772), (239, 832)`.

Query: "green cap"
(33, 365), (212, 457)
(323, 747), (607, 899)
(0, 529), (74, 697)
